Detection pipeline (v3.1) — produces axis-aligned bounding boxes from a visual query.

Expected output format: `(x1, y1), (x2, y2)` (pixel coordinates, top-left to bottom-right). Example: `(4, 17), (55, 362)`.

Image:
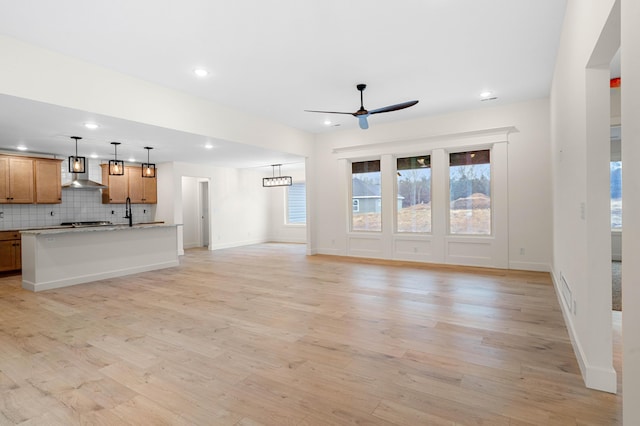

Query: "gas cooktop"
(60, 221), (113, 227)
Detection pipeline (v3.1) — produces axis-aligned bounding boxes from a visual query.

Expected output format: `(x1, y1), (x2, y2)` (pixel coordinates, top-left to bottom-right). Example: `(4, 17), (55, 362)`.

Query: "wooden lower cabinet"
(0, 231), (21, 272)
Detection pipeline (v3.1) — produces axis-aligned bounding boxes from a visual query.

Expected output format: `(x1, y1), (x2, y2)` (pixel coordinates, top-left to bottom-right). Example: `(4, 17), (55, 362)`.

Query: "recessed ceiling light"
(128, 157), (135, 162)
(16, 145), (28, 151)
(84, 122), (99, 130)
(90, 153), (98, 159)
(194, 68), (209, 77)
(324, 119), (332, 126)
(480, 91), (497, 101)
(204, 143), (214, 149)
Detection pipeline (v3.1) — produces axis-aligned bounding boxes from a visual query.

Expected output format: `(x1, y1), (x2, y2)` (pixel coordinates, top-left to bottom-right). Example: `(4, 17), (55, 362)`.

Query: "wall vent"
(560, 273), (572, 311)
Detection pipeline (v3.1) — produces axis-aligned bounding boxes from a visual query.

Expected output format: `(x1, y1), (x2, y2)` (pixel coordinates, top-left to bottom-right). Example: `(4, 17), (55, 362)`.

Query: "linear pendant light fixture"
(263, 164), (292, 187)
(68, 136), (86, 173)
(109, 142), (125, 175)
(142, 147), (155, 178)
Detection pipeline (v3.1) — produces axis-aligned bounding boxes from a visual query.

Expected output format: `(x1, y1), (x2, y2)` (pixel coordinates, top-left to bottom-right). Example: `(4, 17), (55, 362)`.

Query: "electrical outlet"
(519, 248), (525, 255)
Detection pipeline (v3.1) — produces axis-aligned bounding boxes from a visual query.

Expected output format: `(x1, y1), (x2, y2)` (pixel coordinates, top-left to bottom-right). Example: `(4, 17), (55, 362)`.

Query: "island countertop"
(20, 223), (178, 235)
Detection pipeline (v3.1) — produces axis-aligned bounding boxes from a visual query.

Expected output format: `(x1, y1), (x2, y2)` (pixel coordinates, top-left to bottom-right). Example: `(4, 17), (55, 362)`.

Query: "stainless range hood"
(62, 161), (107, 189)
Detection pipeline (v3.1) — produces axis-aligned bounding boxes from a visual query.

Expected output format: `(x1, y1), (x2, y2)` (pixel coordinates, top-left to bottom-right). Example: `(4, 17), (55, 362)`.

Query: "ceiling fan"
(305, 84), (418, 130)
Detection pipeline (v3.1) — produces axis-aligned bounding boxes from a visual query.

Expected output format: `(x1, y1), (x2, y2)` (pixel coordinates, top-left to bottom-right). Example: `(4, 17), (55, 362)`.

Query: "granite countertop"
(19, 222), (178, 235)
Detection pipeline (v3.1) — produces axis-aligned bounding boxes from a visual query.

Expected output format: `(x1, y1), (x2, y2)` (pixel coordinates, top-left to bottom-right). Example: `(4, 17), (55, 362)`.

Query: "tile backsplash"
(0, 160), (155, 230)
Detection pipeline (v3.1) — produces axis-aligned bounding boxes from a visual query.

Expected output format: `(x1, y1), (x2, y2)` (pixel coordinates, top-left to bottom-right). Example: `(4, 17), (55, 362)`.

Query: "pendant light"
(68, 136), (86, 173)
(142, 147), (155, 178)
(109, 142), (125, 176)
(263, 164), (292, 187)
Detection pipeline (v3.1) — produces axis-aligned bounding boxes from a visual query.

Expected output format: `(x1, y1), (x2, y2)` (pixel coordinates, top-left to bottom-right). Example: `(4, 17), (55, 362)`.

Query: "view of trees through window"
(350, 153), (491, 235)
(397, 155), (431, 232)
(352, 160), (381, 231)
(449, 150), (491, 235)
(611, 161), (622, 229)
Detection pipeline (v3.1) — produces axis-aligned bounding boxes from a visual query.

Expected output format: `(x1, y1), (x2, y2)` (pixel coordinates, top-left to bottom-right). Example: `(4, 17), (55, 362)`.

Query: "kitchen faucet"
(124, 196), (132, 227)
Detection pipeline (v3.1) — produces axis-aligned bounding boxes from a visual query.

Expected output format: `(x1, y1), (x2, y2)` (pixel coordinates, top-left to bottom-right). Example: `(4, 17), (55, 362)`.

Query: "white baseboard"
(550, 270), (617, 393)
(209, 238), (268, 251)
(508, 261), (551, 272)
(22, 260), (180, 292)
(268, 237), (307, 244)
(315, 248), (347, 256)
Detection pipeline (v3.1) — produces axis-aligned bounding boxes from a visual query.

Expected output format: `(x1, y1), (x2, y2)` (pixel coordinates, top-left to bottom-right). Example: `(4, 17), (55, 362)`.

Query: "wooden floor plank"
(0, 243), (622, 425)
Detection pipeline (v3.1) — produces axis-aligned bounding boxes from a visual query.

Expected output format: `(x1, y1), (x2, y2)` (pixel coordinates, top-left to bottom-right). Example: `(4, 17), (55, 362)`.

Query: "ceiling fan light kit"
(305, 83), (418, 129)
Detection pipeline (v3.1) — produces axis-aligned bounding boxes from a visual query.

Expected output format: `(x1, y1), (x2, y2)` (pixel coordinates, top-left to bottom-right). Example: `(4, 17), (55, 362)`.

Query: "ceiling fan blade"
(304, 109), (353, 115)
(358, 115), (369, 130)
(369, 100), (419, 115)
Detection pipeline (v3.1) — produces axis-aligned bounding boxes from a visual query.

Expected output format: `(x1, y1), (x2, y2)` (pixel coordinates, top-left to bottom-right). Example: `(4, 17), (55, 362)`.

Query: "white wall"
(621, 0), (640, 421)
(0, 35), (314, 159)
(156, 161), (270, 255)
(550, 0), (619, 393)
(267, 163), (307, 243)
(181, 176), (200, 249)
(311, 98), (552, 271)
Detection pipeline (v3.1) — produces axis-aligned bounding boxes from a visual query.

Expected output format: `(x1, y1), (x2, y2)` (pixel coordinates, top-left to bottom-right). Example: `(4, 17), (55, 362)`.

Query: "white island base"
(21, 224), (180, 292)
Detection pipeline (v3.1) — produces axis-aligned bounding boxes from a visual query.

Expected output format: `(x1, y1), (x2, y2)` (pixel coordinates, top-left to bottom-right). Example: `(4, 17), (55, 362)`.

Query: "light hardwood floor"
(0, 243), (622, 425)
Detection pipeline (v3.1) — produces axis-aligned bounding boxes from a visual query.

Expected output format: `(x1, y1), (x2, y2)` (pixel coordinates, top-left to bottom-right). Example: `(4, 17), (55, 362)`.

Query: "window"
(396, 155), (431, 233)
(611, 161), (622, 229)
(287, 183), (306, 224)
(449, 149), (491, 235)
(352, 160), (381, 231)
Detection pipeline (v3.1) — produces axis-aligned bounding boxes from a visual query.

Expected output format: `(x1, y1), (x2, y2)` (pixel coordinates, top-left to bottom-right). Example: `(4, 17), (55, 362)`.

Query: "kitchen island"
(20, 224), (180, 292)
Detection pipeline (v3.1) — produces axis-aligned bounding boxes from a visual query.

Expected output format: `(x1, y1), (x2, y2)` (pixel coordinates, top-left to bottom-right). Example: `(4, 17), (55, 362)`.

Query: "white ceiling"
(0, 0), (567, 169)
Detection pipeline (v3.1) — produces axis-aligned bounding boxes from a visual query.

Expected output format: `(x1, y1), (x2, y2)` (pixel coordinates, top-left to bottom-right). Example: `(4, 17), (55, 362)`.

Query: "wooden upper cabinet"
(101, 164), (128, 204)
(0, 157), (8, 202)
(127, 166), (157, 203)
(101, 164), (157, 204)
(35, 159), (63, 204)
(0, 156), (34, 204)
(127, 167), (144, 203)
(143, 174), (157, 204)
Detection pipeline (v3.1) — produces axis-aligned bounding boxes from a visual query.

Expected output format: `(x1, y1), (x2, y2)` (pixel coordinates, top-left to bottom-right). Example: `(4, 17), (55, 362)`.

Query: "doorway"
(200, 180), (209, 248)
(181, 176), (211, 250)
